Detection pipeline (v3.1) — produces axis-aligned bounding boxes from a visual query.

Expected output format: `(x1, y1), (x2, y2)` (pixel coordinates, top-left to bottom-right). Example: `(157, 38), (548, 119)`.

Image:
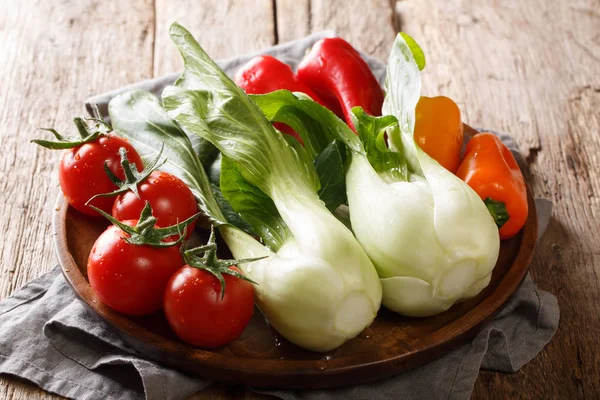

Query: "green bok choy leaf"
(247, 34), (500, 317)
(162, 22), (382, 352)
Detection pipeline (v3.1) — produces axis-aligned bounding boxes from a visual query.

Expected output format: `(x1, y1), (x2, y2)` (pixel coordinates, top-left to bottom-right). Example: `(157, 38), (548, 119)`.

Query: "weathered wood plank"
(277, 0), (397, 61)
(2, 0), (600, 399)
(0, 0), (154, 398)
(275, 0), (311, 43)
(395, 0), (600, 398)
(0, 0), (155, 299)
(154, 0), (276, 77)
(310, 0), (397, 61)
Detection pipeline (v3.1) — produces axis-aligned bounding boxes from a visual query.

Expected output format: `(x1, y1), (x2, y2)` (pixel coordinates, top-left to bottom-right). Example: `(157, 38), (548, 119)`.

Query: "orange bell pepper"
(414, 96), (464, 173)
(456, 132), (528, 239)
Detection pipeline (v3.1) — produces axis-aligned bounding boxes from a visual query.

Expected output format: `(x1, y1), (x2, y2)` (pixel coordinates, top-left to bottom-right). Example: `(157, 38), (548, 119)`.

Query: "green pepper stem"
(484, 198), (510, 229)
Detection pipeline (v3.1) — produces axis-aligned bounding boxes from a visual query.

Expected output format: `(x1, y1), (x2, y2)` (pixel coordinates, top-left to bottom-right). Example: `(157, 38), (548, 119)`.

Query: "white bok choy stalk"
(247, 34), (500, 317)
(349, 34), (500, 316)
(161, 23), (382, 352)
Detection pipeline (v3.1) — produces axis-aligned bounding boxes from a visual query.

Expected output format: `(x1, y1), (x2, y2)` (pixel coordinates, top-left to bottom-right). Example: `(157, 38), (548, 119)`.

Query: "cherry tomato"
(59, 134), (144, 216)
(87, 220), (183, 316)
(414, 96), (464, 173)
(112, 171), (198, 238)
(164, 265), (254, 348)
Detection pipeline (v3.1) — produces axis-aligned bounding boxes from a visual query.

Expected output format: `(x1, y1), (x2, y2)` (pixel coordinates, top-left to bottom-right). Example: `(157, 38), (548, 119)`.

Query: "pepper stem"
(484, 198), (510, 229)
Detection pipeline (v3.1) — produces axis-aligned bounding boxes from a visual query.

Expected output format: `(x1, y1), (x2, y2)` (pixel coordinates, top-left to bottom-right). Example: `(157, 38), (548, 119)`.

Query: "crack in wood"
(307, 0), (312, 33)
(569, 84), (600, 101)
(151, 0), (157, 77)
(525, 145), (542, 165)
(272, 0), (279, 44)
(390, 0), (403, 32)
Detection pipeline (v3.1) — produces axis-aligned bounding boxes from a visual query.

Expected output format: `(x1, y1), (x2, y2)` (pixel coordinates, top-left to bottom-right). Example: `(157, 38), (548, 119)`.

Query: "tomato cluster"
(35, 117), (255, 348)
(87, 211), (255, 348)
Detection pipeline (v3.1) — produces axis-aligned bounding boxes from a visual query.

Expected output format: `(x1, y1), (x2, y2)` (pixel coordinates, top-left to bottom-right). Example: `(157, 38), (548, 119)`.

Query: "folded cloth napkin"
(0, 32), (559, 400)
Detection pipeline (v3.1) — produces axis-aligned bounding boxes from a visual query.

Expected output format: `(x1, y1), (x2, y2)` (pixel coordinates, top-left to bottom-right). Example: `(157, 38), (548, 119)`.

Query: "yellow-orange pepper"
(456, 132), (528, 240)
(414, 96), (464, 173)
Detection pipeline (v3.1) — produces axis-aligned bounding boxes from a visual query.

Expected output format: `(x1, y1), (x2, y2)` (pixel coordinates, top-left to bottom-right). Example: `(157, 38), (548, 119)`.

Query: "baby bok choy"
(360, 33), (501, 316)
(347, 35), (500, 316)
(247, 34), (500, 317)
(161, 23), (382, 352)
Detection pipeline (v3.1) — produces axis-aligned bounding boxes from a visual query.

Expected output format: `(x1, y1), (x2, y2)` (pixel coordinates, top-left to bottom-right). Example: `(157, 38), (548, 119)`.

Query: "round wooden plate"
(53, 125), (538, 389)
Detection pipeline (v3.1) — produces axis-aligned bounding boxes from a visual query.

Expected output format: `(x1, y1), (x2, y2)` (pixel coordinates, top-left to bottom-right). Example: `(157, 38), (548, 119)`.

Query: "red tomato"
(59, 134), (144, 216)
(112, 171), (198, 238)
(234, 55), (329, 144)
(164, 265), (254, 348)
(87, 220), (183, 316)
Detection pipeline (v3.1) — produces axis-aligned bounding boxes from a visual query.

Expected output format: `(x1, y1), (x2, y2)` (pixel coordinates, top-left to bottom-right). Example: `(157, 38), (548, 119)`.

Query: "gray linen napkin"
(0, 32), (559, 400)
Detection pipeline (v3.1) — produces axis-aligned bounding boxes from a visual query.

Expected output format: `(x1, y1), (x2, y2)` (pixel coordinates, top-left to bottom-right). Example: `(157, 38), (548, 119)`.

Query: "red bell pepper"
(235, 55), (325, 103)
(297, 37), (384, 131)
(234, 55), (327, 143)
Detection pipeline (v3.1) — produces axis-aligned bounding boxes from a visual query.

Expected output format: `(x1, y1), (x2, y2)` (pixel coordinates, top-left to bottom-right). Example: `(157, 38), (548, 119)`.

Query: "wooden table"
(1, 1), (599, 399)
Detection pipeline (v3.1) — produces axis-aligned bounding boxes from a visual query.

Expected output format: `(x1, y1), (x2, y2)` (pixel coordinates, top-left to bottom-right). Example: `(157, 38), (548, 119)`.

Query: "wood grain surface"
(1, 0), (598, 399)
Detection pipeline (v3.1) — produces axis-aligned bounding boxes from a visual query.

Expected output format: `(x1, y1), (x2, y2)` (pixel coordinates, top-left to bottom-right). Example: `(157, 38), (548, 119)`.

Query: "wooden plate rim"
(52, 160), (538, 389)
